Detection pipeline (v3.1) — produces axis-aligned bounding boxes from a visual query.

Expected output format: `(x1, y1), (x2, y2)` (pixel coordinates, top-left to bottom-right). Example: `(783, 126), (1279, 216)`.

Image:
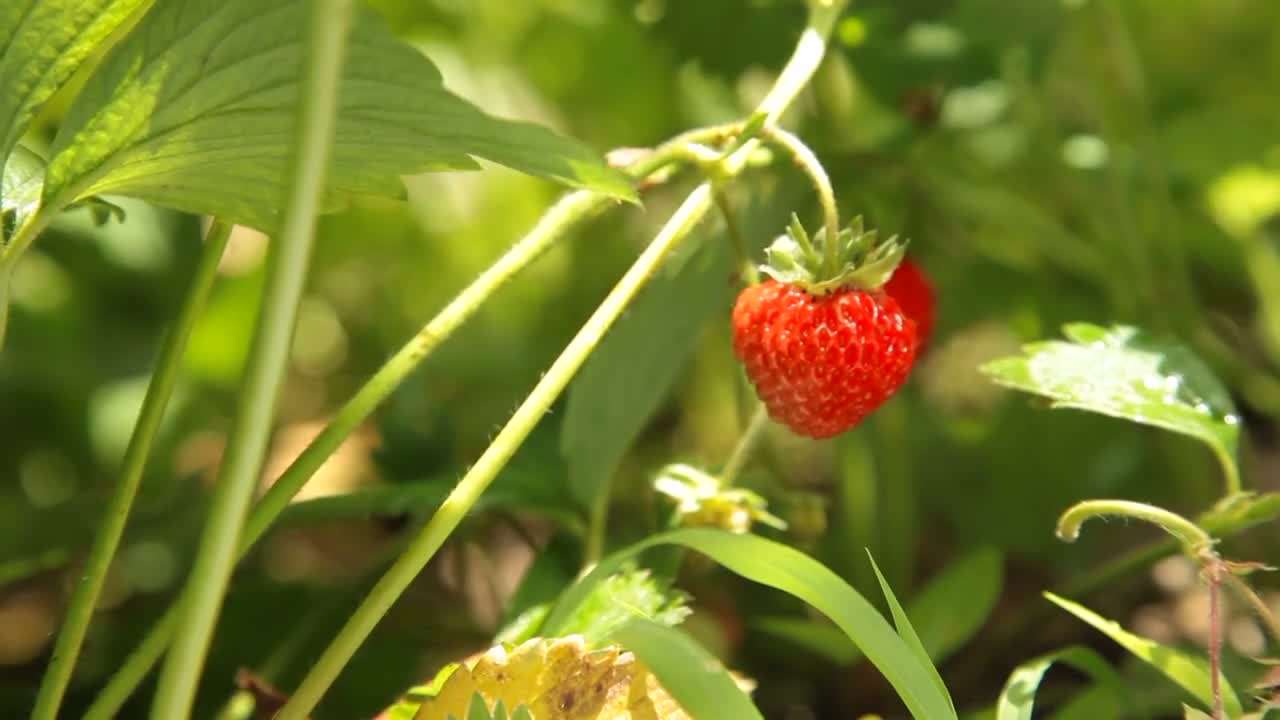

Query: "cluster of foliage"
(6, 0), (1280, 719)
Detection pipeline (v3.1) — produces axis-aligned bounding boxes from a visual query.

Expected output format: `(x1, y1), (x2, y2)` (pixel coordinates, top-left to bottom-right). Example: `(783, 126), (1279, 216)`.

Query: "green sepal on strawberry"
(761, 215), (908, 295)
(733, 215), (919, 439)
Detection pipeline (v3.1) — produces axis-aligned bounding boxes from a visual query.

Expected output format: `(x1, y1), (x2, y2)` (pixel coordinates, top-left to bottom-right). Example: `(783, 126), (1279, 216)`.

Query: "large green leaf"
(40, 0), (634, 231)
(995, 646), (1127, 720)
(543, 529), (957, 720)
(562, 240), (732, 508)
(981, 324), (1240, 482)
(0, 0), (149, 164)
(612, 618), (764, 720)
(1045, 592), (1242, 716)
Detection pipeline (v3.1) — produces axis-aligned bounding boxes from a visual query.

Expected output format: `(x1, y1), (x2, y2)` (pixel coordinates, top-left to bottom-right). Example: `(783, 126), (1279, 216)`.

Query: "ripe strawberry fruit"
(884, 258), (935, 347)
(732, 217), (918, 439)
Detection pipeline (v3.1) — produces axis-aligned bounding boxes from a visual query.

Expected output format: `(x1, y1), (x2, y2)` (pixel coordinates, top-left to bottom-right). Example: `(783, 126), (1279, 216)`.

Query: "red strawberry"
(733, 280), (917, 438)
(884, 258), (935, 347)
(730, 215), (919, 439)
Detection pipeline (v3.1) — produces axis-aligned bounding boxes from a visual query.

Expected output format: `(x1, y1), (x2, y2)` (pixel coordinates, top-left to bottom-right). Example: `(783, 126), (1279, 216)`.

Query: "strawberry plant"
(6, 1), (1280, 719)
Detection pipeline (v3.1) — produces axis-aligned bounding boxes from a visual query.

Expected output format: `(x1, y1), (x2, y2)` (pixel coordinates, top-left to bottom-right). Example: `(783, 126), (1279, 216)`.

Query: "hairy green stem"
(30, 221), (232, 720)
(760, 125), (840, 276)
(83, 138), (713, 720)
(276, 184), (717, 720)
(275, 5), (847, 714)
(721, 404), (771, 487)
(1056, 499), (1214, 555)
(149, 2), (354, 717)
(713, 189), (759, 285)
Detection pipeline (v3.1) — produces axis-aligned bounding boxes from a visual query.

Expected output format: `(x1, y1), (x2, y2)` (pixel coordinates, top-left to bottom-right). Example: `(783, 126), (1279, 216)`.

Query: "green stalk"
(275, 183), (717, 720)
(83, 144), (701, 720)
(713, 189), (759, 285)
(0, 261), (11, 350)
(149, 2), (354, 717)
(1056, 499), (1214, 554)
(760, 125), (840, 276)
(30, 221), (232, 720)
(275, 4), (848, 716)
(720, 404), (770, 487)
(0, 207), (56, 350)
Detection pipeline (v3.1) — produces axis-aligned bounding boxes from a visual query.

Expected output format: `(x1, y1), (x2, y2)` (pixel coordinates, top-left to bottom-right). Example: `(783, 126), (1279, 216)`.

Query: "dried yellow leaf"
(413, 635), (751, 720)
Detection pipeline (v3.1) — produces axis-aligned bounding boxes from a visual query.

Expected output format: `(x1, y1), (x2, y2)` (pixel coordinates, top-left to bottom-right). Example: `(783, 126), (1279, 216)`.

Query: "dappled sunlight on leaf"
(981, 323), (1240, 484)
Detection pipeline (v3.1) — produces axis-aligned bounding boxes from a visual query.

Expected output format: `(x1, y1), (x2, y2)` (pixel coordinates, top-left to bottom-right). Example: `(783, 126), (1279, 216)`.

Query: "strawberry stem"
(761, 125), (840, 278)
(714, 189), (759, 285)
(721, 404), (771, 487)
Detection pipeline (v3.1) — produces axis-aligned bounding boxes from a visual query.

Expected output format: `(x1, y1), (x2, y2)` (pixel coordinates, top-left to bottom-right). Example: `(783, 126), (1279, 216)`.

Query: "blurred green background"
(5, 0), (1280, 717)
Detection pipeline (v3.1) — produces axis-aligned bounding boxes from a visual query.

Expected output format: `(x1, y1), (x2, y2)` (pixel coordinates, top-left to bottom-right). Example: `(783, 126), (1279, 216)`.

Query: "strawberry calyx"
(759, 214), (908, 295)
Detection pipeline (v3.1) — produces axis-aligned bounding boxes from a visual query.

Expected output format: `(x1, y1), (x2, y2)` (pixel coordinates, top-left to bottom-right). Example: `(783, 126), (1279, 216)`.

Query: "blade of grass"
(544, 529), (955, 719)
(30, 220), (233, 720)
(148, 0), (354, 716)
(867, 551), (956, 716)
(82, 113), (729, 720)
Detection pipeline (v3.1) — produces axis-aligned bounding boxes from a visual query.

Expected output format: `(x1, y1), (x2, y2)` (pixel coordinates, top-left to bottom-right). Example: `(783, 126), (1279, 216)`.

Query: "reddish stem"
(1206, 555), (1224, 720)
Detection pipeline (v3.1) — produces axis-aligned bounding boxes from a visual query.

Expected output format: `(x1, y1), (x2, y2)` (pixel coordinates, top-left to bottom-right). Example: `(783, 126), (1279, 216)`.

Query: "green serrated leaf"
(867, 552), (956, 716)
(995, 646), (1128, 720)
(1, 144), (43, 242)
(612, 618), (764, 720)
(980, 323), (1241, 485)
(40, 0), (633, 232)
(509, 707), (532, 720)
(543, 529), (957, 720)
(554, 564), (690, 649)
(0, 0), (149, 162)
(562, 238), (731, 508)
(1045, 592), (1243, 716)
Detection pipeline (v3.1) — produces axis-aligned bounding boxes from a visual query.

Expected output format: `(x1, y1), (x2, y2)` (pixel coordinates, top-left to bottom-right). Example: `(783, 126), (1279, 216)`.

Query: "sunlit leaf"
(1045, 592), (1242, 716)
(612, 618), (762, 720)
(0, 0), (148, 163)
(868, 552), (956, 715)
(1, 145), (43, 241)
(41, 0), (634, 232)
(995, 646), (1127, 720)
(562, 241), (731, 509)
(543, 529), (957, 719)
(981, 324), (1240, 481)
